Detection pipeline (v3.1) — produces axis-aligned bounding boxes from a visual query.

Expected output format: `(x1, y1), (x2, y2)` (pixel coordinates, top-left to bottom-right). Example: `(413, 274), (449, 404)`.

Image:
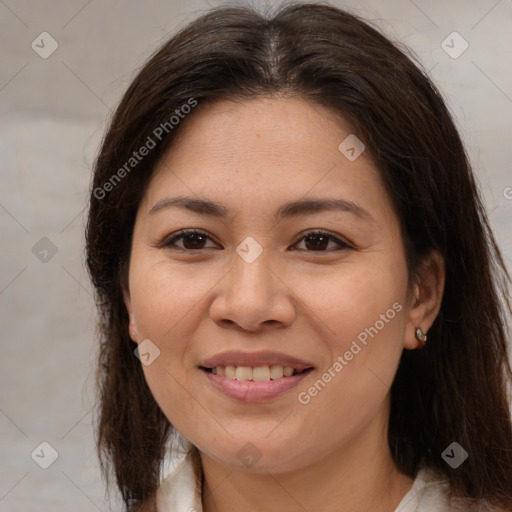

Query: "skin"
(124, 97), (445, 512)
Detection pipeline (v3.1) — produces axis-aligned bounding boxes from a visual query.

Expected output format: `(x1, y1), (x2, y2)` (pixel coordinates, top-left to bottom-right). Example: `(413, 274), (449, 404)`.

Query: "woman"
(85, 3), (512, 511)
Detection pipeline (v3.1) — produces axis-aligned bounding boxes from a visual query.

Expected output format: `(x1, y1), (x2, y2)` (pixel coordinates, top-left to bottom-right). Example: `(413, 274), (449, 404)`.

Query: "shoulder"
(156, 444), (201, 512)
(394, 467), (509, 512)
(393, 466), (453, 512)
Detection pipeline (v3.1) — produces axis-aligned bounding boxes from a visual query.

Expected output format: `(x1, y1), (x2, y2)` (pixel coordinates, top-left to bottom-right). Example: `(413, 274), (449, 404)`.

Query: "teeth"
(235, 366), (252, 381)
(225, 365), (236, 379)
(270, 365), (284, 379)
(253, 366), (271, 381)
(283, 366), (294, 377)
(210, 365), (301, 381)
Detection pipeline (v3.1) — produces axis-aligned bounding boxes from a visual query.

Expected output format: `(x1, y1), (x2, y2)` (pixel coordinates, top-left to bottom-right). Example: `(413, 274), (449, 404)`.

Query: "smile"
(202, 364), (310, 381)
(199, 351), (315, 402)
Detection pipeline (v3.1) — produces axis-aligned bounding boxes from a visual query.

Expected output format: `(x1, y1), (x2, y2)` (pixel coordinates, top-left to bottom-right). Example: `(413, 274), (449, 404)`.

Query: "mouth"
(200, 365), (313, 381)
(198, 351), (315, 402)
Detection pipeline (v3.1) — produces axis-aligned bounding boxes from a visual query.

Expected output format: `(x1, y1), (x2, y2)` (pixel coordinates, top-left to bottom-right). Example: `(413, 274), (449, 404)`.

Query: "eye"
(292, 230), (353, 252)
(161, 229), (219, 251)
(159, 229), (353, 252)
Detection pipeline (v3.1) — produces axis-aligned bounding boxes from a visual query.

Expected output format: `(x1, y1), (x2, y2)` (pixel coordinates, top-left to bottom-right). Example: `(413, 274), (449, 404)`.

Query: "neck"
(200, 405), (414, 512)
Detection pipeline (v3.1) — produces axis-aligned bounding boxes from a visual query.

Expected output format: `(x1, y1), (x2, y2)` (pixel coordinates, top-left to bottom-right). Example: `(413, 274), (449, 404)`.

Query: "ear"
(123, 287), (139, 343)
(404, 250), (445, 350)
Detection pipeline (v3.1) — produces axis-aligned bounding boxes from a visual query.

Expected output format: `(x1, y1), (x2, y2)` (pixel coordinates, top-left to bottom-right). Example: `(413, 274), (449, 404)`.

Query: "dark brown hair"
(85, 2), (512, 510)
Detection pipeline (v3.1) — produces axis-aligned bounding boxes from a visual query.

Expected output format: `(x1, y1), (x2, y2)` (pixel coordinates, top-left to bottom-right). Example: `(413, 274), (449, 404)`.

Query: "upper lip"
(199, 350), (314, 371)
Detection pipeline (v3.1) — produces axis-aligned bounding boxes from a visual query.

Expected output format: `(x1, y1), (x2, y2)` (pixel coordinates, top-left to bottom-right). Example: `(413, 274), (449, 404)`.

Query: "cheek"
(291, 259), (407, 418)
(127, 256), (230, 414)
(291, 258), (407, 354)
(129, 258), (216, 345)
(128, 259), (214, 434)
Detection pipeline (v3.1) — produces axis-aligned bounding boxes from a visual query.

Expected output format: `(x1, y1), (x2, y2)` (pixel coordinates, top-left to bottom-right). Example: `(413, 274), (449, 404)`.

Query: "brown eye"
(162, 230), (218, 250)
(293, 231), (352, 252)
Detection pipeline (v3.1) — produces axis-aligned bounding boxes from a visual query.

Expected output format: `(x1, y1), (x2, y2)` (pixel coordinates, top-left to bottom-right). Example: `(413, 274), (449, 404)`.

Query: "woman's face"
(125, 97), (423, 473)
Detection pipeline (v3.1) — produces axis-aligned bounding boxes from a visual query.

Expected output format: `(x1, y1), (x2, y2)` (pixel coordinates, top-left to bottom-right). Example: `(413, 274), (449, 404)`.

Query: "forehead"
(163, 96), (357, 166)
(135, 96), (400, 237)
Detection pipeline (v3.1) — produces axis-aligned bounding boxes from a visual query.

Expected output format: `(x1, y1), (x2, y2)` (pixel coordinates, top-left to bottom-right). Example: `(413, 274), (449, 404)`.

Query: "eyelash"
(159, 229), (354, 252)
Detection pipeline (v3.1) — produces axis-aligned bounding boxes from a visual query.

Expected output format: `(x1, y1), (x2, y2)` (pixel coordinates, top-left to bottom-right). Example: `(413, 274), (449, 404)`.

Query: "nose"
(209, 246), (296, 332)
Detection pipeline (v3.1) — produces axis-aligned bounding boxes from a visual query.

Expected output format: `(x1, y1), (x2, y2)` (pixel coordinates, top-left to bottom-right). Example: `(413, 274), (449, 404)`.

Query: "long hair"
(85, 3), (512, 509)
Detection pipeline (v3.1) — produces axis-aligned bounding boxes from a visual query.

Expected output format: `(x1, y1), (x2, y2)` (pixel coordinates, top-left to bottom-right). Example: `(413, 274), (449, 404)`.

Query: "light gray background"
(1, 0), (511, 510)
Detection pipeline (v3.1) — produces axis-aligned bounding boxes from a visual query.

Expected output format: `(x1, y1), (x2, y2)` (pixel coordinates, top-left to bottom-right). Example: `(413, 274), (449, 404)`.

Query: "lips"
(199, 350), (314, 372)
(199, 350), (314, 402)
(204, 364), (309, 381)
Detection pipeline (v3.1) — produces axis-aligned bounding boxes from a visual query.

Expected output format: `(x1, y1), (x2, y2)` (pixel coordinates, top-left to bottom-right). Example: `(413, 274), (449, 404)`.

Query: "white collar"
(157, 434), (203, 512)
(156, 440), (455, 512)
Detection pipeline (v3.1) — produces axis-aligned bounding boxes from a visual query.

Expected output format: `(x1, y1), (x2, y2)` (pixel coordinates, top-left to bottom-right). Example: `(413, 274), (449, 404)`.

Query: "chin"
(196, 432), (313, 474)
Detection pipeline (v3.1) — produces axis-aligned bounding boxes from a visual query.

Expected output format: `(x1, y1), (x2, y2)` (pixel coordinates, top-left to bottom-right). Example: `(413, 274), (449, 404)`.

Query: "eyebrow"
(148, 196), (374, 223)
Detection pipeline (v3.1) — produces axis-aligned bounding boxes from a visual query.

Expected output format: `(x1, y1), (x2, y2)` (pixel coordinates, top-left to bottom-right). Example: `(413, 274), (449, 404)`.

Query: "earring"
(415, 327), (427, 345)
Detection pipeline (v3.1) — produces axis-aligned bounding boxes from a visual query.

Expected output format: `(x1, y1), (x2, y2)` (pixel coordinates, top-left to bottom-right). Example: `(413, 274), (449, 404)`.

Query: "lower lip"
(201, 369), (313, 403)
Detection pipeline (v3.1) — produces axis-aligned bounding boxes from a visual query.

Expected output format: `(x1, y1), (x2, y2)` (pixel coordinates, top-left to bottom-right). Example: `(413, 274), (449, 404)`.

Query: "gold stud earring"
(415, 327), (427, 345)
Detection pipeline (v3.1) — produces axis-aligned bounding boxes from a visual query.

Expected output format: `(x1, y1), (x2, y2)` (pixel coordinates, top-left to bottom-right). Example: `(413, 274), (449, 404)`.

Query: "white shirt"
(156, 439), (468, 512)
